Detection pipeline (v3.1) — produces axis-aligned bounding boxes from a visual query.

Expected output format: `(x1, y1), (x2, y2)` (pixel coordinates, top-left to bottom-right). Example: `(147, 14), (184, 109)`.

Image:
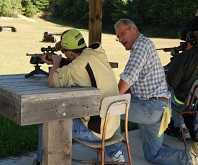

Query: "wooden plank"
(42, 119), (72, 165)
(20, 90), (101, 125)
(0, 75), (101, 125)
(0, 85), (49, 93)
(0, 87), (21, 123)
(0, 79), (47, 85)
(0, 74), (48, 85)
(0, 76), (49, 95)
(0, 74), (25, 80)
(0, 76), (96, 94)
(89, 0), (102, 45)
(19, 86), (95, 94)
(0, 74), (102, 125)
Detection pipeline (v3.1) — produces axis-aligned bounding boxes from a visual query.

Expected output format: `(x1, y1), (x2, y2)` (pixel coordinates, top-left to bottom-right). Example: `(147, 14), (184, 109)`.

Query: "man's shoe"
(112, 150), (125, 163)
(189, 142), (198, 165)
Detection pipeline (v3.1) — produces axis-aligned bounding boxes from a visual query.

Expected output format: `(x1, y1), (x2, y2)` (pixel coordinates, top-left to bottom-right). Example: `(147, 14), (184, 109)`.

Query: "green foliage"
(0, 0), (50, 17)
(127, 0), (198, 28)
(49, 0), (128, 29)
(0, 0), (12, 17)
(47, 0), (197, 33)
(0, 0), (197, 28)
(102, 0), (128, 30)
(0, 0), (22, 17)
(0, 115), (37, 157)
(34, 0), (49, 11)
(21, 0), (38, 17)
(49, 0), (88, 26)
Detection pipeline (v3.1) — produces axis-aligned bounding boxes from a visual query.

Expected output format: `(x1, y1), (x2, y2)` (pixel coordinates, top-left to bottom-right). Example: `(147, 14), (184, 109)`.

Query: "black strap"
(85, 63), (101, 134)
(85, 63), (97, 88)
(59, 58), (71, 67)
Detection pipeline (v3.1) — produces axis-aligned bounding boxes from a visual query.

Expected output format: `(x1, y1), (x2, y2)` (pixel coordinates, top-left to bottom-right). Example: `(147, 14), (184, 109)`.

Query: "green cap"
(61, 29), (86, 50)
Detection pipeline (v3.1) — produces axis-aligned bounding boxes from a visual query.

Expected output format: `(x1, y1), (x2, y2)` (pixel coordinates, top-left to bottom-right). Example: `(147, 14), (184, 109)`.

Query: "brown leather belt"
(149, 97), (169, 103)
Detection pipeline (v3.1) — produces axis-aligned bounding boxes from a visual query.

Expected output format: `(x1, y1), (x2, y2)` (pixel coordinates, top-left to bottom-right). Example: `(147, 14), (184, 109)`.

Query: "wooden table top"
(0, 74), (101, 126)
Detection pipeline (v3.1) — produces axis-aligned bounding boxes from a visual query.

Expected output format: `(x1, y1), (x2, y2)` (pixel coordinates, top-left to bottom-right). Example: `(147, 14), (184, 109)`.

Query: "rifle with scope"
(156, 42), (188, 56)
(25, 46), (71, 78)
(27, 46), (55, 65)
(25, 45), (119, 78)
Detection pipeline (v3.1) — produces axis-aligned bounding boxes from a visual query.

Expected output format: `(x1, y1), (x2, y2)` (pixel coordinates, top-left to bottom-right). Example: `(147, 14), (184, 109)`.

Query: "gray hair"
(114, 19), (137, 31)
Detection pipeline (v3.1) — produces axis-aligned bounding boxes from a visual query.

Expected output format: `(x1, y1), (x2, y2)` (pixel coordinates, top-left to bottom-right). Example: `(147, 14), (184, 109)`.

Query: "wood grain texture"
(0, 75), (102, 125)
(42, 119), (72, 165)
(89, 0), (102, 45)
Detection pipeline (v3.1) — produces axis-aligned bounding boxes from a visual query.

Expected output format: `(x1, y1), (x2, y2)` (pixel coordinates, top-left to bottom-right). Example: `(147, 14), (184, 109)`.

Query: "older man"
(114, 18), (198, 165)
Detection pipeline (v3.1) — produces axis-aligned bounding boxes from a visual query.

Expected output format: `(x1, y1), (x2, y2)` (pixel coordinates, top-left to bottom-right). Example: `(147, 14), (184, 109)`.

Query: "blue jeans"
(73, 118), (123, 157)
(129, 96), (192, 165)
(36, 119), (123, 162)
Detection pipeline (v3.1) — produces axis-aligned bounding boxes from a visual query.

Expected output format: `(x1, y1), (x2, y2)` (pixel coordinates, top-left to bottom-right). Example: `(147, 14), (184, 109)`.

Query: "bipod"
(25, 64), (48, 78)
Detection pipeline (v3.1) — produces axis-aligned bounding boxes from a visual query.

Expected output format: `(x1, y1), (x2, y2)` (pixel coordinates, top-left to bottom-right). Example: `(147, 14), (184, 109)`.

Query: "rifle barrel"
(156, 47), (175, 52)
(26, 53), (42, 56)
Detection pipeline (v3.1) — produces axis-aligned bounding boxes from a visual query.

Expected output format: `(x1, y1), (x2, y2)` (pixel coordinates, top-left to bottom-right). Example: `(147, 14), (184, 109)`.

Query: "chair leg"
(100, 147), (105, 165)
(125, 141), (132, 165)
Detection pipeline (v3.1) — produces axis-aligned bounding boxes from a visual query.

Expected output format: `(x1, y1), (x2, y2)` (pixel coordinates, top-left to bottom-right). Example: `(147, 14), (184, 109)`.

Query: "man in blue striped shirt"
(114, 18), (198, 165)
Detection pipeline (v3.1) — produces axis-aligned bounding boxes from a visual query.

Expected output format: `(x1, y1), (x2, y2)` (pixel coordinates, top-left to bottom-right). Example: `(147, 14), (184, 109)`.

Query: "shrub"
(0, 0), (22, 17)
(21, 0), (38, 17)
(34, 0), (49, 11)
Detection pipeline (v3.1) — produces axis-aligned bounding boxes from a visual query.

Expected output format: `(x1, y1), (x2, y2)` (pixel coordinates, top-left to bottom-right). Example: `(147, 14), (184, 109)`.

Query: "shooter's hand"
(51, 54), (62, 67)
(48, 54), (62, 87)
(40, 53), (53, 65)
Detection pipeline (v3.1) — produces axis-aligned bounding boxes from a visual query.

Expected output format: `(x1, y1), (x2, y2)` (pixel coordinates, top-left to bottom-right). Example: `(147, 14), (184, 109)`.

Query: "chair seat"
(73, 132), (124, 149)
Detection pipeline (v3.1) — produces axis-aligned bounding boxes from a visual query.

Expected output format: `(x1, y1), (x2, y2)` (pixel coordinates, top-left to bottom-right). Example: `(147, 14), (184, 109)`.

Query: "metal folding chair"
(182, 80), (198, 115)
(73, 94), (132, 165)
(179, 80), (198, 142)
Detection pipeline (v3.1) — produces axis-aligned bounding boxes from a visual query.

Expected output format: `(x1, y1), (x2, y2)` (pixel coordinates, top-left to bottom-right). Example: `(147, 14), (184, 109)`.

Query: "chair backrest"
(186, 79), (198, 109)
(100, 94), (131, 118)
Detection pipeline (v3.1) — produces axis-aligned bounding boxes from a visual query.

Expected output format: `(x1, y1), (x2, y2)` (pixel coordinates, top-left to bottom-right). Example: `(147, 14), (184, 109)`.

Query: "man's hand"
(40, 53), (53, 65)
(40, 53), (62, 66)
(51, 54), (62, 67)
(47, 54), (62, 87)
(118, 79), (130, 94)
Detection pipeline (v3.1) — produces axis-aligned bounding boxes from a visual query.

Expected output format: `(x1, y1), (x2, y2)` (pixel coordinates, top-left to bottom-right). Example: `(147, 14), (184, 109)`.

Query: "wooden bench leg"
(42, 119), (72, 165)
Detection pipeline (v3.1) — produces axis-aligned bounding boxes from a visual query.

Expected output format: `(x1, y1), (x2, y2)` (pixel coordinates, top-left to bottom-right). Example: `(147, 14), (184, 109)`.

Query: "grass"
(0, 15), (181, 157)
(0, 115), (37, 158)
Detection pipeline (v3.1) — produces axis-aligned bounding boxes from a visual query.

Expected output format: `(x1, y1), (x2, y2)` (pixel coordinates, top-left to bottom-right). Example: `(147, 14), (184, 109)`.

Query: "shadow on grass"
(0, 115), (37, 158)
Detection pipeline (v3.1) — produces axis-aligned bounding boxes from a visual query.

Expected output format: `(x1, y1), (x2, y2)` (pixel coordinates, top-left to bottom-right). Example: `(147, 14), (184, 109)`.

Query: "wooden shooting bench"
(0, 74), (102, 165)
